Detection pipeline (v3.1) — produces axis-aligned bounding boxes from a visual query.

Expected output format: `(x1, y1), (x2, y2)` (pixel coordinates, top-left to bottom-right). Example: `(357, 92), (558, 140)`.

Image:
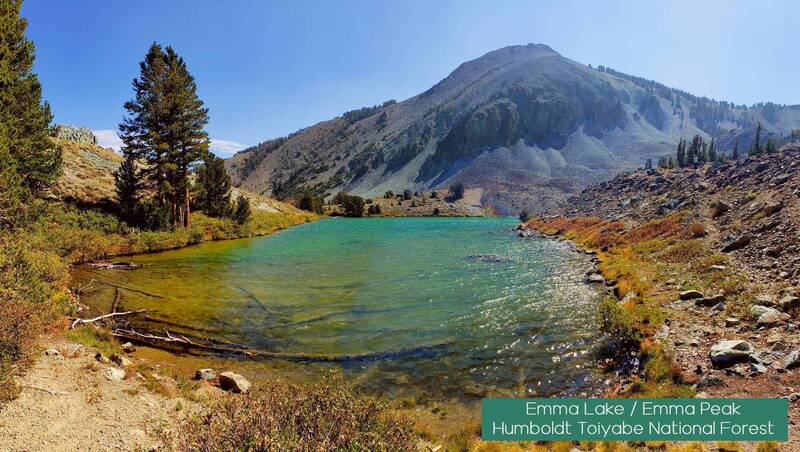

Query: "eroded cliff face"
(227, 44), (800, 215)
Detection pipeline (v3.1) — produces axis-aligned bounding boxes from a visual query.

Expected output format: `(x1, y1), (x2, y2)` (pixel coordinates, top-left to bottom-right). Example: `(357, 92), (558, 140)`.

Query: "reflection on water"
(73, 217), (602, 402)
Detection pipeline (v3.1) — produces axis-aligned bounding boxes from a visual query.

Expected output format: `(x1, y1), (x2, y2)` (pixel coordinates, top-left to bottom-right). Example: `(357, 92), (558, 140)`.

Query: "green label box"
(482, 398), (788, 441)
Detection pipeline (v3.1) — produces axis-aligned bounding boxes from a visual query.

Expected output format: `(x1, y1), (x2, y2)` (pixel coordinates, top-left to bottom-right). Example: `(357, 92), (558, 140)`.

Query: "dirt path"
(0, 337), (219, 452)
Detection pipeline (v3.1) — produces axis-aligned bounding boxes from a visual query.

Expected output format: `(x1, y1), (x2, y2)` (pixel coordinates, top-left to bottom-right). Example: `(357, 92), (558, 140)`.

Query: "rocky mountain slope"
(562, 145), (800, 287)
(228, 43), (800, 215)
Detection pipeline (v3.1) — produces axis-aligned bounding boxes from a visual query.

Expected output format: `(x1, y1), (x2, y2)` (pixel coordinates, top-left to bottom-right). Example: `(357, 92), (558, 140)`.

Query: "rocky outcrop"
(52, 124), (97, 146)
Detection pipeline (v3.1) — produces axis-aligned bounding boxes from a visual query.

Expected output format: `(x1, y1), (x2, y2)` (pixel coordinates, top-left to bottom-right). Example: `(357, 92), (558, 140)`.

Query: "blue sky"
(21, 0), (800, 156)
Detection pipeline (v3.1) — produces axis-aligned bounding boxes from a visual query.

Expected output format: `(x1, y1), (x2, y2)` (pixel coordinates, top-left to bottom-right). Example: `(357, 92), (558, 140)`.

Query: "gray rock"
(750, 305), (773, 317)
(194, 368), (217, 381)
(655, 325), (670, 340)
(695, 294), (725, 307)
(784, 351), (800, 369)
(721, 235), (752, 252)
(725, 317), (740, 327)
(110, 353), (133, 367)
(105, 367), (125, 382)
(619, 291), (638, 304)
(750, 363), (767, 375)
(763, 200), (783, 216)
(709, 340), (754, 368)
(679, 290), (704, 300)
(756, 294), (777, 307)
(757, 309), (789, 327)
(121, 342), (136, 353)
(585, 273), (604, 284)
(219, 371), (251, 393)
(696, 374), (723, 388)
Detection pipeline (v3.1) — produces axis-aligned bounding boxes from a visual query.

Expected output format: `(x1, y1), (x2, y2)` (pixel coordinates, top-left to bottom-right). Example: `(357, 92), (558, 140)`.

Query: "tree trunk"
(184, 181), (191, 228)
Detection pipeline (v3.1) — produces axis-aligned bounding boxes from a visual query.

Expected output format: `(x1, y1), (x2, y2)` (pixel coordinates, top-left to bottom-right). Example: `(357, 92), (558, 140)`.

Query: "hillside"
(522, 145), (800, 446)
(49, 135), (306, 216)
(227, 43), (800, 215)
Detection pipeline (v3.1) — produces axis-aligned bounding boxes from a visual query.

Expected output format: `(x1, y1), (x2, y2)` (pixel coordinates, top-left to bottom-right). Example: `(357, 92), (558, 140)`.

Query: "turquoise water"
(74, 217), (602, 400)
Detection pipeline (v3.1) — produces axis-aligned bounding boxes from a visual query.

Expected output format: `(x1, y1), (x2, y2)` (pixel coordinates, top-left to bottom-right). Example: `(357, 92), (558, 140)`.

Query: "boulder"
(194, 368), (217, 381)
(750, 363), (767, 375)
(709, 340), (754, 368)
(721, 235), (752, 253)
(755, 294), (777, 307)
(724, 318), (740, 327)
(110, 353), (133, 367)
(710, 200), (730, 218)
(784, 350), (800, 369)
(757, 309), (789, 327)
(218, 371), (251, 393)
(750, 305), (773, 317)
(121, 342), (136, 353)
(778, 296), (800, 313)
(105, 367), (125, 382)
(695, 294), (725, 307)
(763, 200), (783, 216)
(679, 290), (704, 300)
(585, 273), (605, 284)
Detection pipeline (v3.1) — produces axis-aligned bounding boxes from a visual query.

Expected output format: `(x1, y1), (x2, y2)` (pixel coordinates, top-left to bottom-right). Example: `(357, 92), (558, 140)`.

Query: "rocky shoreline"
(518, 146), (800, 449)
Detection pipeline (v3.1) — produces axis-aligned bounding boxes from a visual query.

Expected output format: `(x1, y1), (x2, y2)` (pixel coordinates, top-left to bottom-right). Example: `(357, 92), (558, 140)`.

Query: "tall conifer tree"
(0, 0), (60, 197)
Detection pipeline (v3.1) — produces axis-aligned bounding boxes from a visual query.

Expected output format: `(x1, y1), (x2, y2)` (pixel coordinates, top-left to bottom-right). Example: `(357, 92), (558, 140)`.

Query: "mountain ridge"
(227, 44), (800, 214)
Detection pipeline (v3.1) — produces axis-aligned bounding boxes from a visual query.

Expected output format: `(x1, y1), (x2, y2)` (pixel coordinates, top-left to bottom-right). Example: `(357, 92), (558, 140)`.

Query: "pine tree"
(708, 138), (717, 162)
(0, 148), (26, 227)
(688, 135), (704, 166)
(731, 140), (739, 160)
(644, 158), (653, 170)
(162, 47), (209, 227)
(232, 195), (251, 225)
(676, 138), (686, 167)
(753, 122), (762, 155)
(119, 43), (209, 228)
(119, 43), (169, 208)
(0, 0), (60, 196)
(764, 138), (777, 154)
(114, 151), (141, 224)
(194, 153), (231, 218)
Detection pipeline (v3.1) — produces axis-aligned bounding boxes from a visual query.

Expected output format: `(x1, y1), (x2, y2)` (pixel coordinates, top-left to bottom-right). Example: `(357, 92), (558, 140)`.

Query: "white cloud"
(210, 139), (247, 158)
(92, 130), (246, 159)
(92, 129), (124, 152)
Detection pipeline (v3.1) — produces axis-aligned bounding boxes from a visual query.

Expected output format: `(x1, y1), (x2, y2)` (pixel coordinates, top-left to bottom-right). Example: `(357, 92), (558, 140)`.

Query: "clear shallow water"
(74, 217), (602, 401)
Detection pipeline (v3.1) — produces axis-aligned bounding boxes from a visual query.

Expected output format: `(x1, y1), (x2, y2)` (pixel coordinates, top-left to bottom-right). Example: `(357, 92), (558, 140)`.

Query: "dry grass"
(168, 371), (418, 452)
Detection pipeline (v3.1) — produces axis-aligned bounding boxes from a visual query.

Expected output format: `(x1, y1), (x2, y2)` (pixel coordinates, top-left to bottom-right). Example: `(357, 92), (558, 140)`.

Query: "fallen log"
(69, 309), (147, 329)
(89, 261), (141, 270)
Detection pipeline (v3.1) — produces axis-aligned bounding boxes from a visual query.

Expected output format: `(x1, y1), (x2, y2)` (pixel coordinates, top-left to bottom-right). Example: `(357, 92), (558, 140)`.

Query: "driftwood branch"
(110, 288), (121, 313)
(24, 385), (70, 396)
(69, 309), (147, 329)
